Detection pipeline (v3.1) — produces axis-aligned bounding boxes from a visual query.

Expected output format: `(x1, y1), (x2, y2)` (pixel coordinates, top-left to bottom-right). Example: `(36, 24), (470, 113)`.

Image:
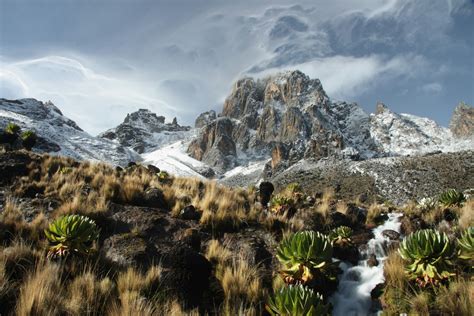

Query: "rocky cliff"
(188, 71), (472, 174)
(100, 109), (191, 153)
(450, 102), (474, 138)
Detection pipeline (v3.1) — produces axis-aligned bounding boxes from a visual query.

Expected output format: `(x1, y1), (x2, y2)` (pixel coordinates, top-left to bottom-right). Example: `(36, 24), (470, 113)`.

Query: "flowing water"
(331, 213), (402, 316)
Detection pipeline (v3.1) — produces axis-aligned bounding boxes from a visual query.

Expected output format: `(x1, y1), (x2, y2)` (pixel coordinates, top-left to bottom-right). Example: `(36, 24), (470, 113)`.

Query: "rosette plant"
(277, 231), (333, 284)
(329, 226), (353, 247)
(398, 229), (456, 286)
(270, 195), (295, 215)
(457, 227), (473, 262)
(266, 284), (329, 316)
(21, 130), (37, 150)
(44, 214), (100, 258)
(438, 189), (466, 207)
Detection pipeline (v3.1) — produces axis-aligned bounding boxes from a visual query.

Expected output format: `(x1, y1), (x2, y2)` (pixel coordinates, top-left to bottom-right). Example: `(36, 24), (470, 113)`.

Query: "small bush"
(5, 122), (20, 135)
(21, 130), (37, 150)
(439, 189), (466, 207)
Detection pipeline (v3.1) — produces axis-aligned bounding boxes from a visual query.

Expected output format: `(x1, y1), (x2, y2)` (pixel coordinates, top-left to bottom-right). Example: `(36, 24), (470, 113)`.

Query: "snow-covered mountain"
(1, 70), (472, 181)
(0, 98), (139, 166)
(99, 108), (191, 154)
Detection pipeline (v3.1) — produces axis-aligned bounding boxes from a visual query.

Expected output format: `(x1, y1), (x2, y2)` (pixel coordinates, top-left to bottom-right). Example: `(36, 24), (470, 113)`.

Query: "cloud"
(420, 82), (443, 94)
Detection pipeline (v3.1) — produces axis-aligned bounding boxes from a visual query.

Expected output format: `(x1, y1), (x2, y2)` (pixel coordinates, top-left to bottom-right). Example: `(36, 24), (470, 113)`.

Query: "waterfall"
(330, 213), (402, 316)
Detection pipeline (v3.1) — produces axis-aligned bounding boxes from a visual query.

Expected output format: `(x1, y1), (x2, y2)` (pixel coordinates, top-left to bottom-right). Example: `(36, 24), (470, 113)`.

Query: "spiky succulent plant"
(266, 284), (329, 316)
(21, 130), (37, 150)
(44, 215), (100, 258)
(329, 226), (353, 246)
(398, 229), (456, 286)
(457, 227), (473, 261)
(270, 195), (294, 214)
(5, 122), (20, 135)
(277, 231), (333, 284)
(438, 189), (466, 207)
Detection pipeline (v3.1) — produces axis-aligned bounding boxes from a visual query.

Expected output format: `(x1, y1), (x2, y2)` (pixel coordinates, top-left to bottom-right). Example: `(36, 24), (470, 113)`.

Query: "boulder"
(102, 234), (157, 269)
(147, 164), (160, 174)
(259, 181), (274, 207)
(141, 187), (167, 209)
(367, 254), (379, 267)
(179, 205), (201, 221)
(162, 244), (212, 308)
(382, 229), (400, 240)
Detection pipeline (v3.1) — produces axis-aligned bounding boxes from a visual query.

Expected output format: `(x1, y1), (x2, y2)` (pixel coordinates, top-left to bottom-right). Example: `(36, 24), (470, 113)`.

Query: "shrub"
(398, 229), (456, 286)
(457, 227), (473, 262)
(21, 130), (37, 150)
(329, 226), (353, 247)
(158, 171), (170, 181)
(5, 122), (20, 135)
(266, 284), (329, 316)
(44, 215), (100, 258)
(439, 189), (466, 207)
(277, 231), (333, 284)
(270, 195), (294, 215)
(286, 182), (302, 193)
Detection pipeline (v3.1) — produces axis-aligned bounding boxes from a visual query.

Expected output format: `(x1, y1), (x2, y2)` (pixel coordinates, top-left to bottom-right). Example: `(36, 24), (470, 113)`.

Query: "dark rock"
(102, 234), (157, 269)
(179, 228), (201, 252)
(259, 181), (274, 207)
(371, 283), (384, 299)
(331, 212), (352, 227)
(179, 205), (201, 221)
(333, 245), (360, 265)
(443, 208), (457, 222)
(382, 229), (400, 240)
(367, 254), (379, 267)
(0, 151), (32, 185)
(115, 166), (123, 172)
(127, 161), (137, 168)
(147, 164), (160, 174)
(141, 188), (167, 209)
(162, 244), (212, 309)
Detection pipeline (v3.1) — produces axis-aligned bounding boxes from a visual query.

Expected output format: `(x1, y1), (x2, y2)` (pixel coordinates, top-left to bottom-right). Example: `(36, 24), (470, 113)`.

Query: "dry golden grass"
(366, 202), (384, 225)
(435, 279), (473, 316)
(458, 200), (474, 230)
(384, 250), (408, 289)
(16, 263), (64, 316)
(409, 292), (430, 315)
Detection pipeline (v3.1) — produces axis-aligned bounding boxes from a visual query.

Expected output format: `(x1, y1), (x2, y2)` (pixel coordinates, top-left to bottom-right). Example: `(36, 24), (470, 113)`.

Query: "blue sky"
(0, 0), (473, 134)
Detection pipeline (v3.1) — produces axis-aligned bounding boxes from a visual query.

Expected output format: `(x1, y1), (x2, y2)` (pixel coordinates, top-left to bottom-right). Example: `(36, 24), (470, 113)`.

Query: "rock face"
(0, 98), (138, 166)
(188, 71), (380, 172)
(195, 110), (216, 128)
(100, 109), (191, 153)
(450, 102), (474, 138)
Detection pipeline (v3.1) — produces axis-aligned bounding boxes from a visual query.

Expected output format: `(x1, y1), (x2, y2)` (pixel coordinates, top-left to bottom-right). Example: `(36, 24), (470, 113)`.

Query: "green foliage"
(266, 284), (329, 316)
(44, 215), (100, 258)
(286, 182), (302, 193)
(270, 195), (294, 214)
(158, 171), (170, 180)
(398, 229), (456, 286)
(277, 231), (333, 284)
(21, 130), (37, 150)
(329, 226), (353, 246)
(5, 122), (20, 135)
(59, 166), (73, 174)
(438, 189), (466, 207)
(457, 227), (473, 261)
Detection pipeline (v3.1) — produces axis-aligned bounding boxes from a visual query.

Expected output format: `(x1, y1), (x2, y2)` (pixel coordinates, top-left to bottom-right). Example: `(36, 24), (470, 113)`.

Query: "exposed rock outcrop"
(450, 102), (474, 138)
(100, 109), (191, 153)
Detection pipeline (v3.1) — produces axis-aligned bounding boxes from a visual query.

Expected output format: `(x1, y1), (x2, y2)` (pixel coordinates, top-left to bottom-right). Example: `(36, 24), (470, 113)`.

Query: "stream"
(330, 212), (402, 316)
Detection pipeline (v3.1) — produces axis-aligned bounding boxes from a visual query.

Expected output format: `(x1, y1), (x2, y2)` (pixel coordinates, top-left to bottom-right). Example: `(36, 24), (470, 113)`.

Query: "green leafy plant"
(21, 130), (37, 150)
(158, 170), (169, 180)
(398, 229), (456, 286)
(438, 189), (466, 207)
(277, 231), (333, 284)
(329, 226), (353, 247)
(44, 215), (100, 258)
(270, 195), (294, 215)
(287, 182), (302, 193)
(59, 166), (73, 174)
(457, 227), (473, 261)
(266, 284), (329, 316)
(5, 122), (20, 135)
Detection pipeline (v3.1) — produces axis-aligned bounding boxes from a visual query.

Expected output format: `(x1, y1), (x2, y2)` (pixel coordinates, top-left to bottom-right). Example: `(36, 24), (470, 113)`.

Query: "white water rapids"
(330, 213), (402, 316)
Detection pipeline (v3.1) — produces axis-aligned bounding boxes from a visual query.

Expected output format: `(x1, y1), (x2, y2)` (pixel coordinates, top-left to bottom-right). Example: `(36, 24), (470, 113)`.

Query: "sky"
(0, 0), (473, 135)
